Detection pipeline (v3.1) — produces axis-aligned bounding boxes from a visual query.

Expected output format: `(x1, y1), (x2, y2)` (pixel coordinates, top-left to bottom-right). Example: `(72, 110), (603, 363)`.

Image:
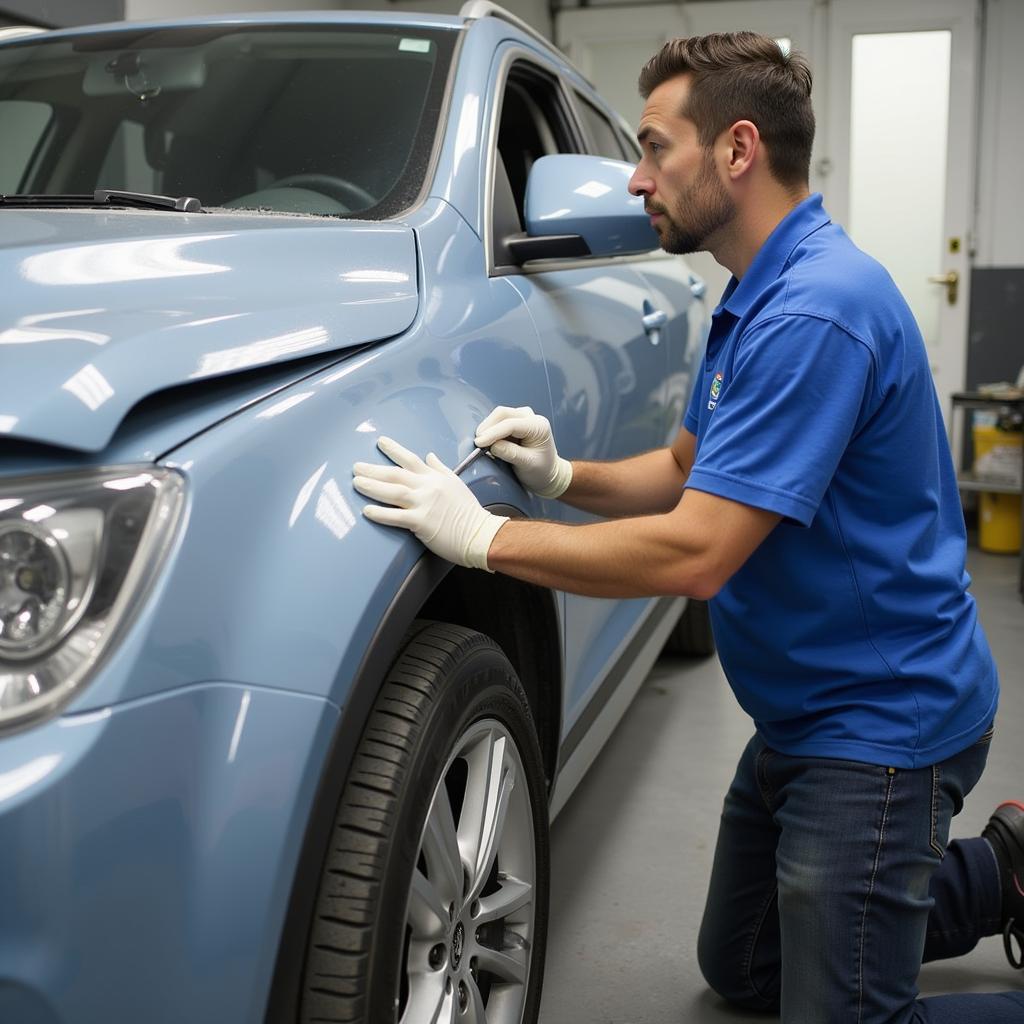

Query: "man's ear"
(725, 120), (759, 180)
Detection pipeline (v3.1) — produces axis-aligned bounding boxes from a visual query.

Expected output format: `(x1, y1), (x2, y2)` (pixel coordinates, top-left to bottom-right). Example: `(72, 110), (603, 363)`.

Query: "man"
(353, 32), (1024, 1022)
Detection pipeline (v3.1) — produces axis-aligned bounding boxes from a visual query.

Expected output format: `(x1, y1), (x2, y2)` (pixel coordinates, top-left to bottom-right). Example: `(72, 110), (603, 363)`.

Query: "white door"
(826, 0), (978, 422)
(555, 0), (822, 304)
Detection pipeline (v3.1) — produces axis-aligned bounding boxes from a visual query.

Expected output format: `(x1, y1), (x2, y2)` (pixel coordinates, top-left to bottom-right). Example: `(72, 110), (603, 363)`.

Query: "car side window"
(492, 61), (580, 268)
(575, 93), (626, 160)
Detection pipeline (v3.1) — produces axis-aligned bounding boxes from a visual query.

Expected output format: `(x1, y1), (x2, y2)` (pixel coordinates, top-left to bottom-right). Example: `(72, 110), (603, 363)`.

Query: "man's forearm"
(485, 512), (712, 599)
(353, 438), (780, 597)
(560, 446), (687, 518)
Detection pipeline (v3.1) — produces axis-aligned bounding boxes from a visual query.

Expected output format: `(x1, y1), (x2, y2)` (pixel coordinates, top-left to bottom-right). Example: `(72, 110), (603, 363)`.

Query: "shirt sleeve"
(686, 314), (877, 526)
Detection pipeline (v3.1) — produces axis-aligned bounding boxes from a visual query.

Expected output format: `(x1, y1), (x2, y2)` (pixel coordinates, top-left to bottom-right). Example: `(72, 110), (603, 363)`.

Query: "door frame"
(825, 0), (981, 409)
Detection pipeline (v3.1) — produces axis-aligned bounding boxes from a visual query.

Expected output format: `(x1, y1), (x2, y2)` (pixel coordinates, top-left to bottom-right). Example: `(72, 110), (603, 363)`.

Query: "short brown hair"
(638, 32), (814, 189)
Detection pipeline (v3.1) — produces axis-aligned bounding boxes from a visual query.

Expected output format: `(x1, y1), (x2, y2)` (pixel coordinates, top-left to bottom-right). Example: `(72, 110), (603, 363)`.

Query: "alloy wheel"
(400, 719), (537, 1024)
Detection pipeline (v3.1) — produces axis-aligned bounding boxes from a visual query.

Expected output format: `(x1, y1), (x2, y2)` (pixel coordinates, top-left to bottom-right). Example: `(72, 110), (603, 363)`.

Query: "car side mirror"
(507, 154), (658, 265)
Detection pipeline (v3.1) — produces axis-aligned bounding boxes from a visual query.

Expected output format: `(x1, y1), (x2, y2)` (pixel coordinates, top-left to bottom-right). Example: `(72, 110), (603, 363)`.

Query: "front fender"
(61, 204), (553, 716)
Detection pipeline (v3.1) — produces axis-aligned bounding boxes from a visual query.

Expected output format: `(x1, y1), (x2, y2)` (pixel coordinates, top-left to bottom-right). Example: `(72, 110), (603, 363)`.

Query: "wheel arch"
(263, 506), (563, 1022)
(417, 565), (562, 788)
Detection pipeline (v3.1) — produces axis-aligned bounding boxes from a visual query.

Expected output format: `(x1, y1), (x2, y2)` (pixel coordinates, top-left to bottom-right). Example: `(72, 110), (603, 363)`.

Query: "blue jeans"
(697, 729), (1024, 1023)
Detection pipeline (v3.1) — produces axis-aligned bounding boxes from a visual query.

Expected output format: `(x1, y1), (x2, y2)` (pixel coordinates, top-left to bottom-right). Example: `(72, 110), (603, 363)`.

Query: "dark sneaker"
(983, 800), (1024, 968)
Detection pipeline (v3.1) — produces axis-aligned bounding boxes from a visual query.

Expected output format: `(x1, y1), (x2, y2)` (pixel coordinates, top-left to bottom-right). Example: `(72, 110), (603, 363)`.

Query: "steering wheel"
(269, 173), (376, 211)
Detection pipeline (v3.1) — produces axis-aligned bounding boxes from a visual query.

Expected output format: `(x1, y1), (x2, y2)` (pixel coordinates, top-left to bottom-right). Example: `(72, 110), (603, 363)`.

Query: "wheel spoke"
(475, 876), (532, 926)
(399, 972), (450, 1024)
(474, 934), (529, 986)
(407, 867), (449, 939)
(459, 732), (515, 902)
(464, 976), (488, 1024)
(422, 783), (465, 908)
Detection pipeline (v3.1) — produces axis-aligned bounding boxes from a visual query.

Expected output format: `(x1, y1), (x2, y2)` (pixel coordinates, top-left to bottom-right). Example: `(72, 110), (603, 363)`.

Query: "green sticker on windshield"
(398, 38), (431, 53)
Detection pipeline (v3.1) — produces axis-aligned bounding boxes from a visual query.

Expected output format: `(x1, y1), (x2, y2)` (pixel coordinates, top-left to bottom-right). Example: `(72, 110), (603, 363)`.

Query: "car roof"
(0, 10), (466, 49)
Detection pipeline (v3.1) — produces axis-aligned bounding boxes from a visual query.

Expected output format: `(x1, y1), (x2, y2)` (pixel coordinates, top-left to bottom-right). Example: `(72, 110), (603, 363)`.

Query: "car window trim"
(482, 46), (528, 273)
(390, 24), (467, 224)
(484, 45), (584, 277)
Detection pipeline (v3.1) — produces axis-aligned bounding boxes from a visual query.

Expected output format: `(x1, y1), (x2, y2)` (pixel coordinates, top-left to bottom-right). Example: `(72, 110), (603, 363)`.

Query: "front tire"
(300, 621), (550, 1024)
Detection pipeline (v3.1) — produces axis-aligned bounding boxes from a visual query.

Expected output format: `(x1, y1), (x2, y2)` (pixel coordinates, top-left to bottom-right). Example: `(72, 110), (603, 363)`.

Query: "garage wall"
(0, 0), (122, 26)
(975, 0), (1024, 269)
(125, 0), (337, 18)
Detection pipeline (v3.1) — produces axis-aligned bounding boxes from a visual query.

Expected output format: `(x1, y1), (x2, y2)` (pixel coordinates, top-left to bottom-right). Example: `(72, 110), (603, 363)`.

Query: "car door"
(486, 50), (679, 742)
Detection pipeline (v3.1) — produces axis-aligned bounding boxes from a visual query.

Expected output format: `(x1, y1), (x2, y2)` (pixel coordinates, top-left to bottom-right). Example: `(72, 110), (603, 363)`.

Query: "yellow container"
(979, 491), (1021, 553)
(973, 425), (1022, 554)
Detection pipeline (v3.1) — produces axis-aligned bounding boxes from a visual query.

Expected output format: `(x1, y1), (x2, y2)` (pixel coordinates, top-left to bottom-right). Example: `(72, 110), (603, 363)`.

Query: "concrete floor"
(540, 549), (1024, 1022)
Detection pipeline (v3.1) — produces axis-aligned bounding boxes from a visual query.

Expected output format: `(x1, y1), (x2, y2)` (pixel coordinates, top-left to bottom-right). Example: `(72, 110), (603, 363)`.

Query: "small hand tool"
(452, 445), (493, 476)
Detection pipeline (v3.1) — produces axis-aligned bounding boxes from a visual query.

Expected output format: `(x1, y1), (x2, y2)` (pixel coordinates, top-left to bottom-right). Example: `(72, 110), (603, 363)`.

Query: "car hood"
(0, 210), (419, 452)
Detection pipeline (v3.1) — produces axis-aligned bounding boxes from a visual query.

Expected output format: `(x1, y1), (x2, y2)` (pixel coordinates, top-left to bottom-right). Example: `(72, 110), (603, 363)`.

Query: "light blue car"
(0, 5), (709, 1022)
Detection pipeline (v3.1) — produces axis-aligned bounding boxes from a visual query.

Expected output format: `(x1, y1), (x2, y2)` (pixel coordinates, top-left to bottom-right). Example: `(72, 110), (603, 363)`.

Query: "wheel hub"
(451, 921), (465, 971)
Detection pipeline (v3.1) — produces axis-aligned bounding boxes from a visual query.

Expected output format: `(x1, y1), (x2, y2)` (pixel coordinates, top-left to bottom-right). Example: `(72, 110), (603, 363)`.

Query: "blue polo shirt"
(684, 193), (997, 768)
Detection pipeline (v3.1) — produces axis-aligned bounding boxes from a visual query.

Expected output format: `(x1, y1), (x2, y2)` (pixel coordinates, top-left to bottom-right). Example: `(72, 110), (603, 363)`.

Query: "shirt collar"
(716, 193), (831, 319)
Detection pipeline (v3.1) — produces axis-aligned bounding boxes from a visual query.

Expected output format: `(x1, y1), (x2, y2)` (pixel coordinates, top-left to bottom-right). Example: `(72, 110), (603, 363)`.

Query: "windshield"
(0, 23), (456, 218)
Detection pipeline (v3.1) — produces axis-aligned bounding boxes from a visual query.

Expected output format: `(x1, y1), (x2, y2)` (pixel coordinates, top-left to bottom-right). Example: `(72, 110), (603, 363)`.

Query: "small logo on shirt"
(708, 372), (723, 411)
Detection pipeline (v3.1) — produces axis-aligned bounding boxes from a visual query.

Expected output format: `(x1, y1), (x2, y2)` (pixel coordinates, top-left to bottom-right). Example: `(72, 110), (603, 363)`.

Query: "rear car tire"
(299, 620), (550, 1024)
(662, 598), (716, 658)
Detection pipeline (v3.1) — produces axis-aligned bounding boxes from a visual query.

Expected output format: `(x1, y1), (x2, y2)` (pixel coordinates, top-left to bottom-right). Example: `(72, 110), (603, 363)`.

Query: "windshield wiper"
(0, 189), (203, 212)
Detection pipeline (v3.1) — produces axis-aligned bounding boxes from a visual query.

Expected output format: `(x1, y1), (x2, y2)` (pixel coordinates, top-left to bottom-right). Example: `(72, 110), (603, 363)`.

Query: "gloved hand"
(353, 437), (508, 571)
(474, 406), (573, 499)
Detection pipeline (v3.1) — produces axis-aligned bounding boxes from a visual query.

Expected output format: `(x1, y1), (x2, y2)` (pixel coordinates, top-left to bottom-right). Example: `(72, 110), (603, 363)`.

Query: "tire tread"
(299, 620), (514, 1023)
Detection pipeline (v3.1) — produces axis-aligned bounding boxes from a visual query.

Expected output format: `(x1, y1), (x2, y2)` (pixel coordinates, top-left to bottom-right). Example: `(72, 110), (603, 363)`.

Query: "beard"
(649, 152), (736, 255)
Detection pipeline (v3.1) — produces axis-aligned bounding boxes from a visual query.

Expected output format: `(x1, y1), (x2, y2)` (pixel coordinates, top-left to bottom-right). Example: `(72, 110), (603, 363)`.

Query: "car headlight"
(0, 467), (186, 730)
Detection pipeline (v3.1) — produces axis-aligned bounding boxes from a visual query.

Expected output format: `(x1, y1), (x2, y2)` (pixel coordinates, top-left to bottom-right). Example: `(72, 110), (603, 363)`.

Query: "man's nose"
(628, 165), (652, 197)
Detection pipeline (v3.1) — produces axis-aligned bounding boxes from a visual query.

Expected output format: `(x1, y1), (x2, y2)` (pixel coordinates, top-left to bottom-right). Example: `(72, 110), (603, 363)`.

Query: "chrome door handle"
(642, 309), (668, 332)
(688, 274), (706, 299)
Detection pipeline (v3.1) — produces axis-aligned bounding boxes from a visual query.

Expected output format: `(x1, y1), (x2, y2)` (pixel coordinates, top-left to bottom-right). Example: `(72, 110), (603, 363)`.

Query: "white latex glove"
(474, 406), (573, 499)
(353, 437), (509, 572)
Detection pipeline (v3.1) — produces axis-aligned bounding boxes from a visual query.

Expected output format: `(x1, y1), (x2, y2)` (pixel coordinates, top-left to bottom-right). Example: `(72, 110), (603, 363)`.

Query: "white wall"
(975, 0), (1024, 268)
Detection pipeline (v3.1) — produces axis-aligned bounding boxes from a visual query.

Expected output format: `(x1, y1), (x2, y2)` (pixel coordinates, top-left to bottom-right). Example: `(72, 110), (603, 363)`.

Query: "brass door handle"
(927, 270), (959, 305)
